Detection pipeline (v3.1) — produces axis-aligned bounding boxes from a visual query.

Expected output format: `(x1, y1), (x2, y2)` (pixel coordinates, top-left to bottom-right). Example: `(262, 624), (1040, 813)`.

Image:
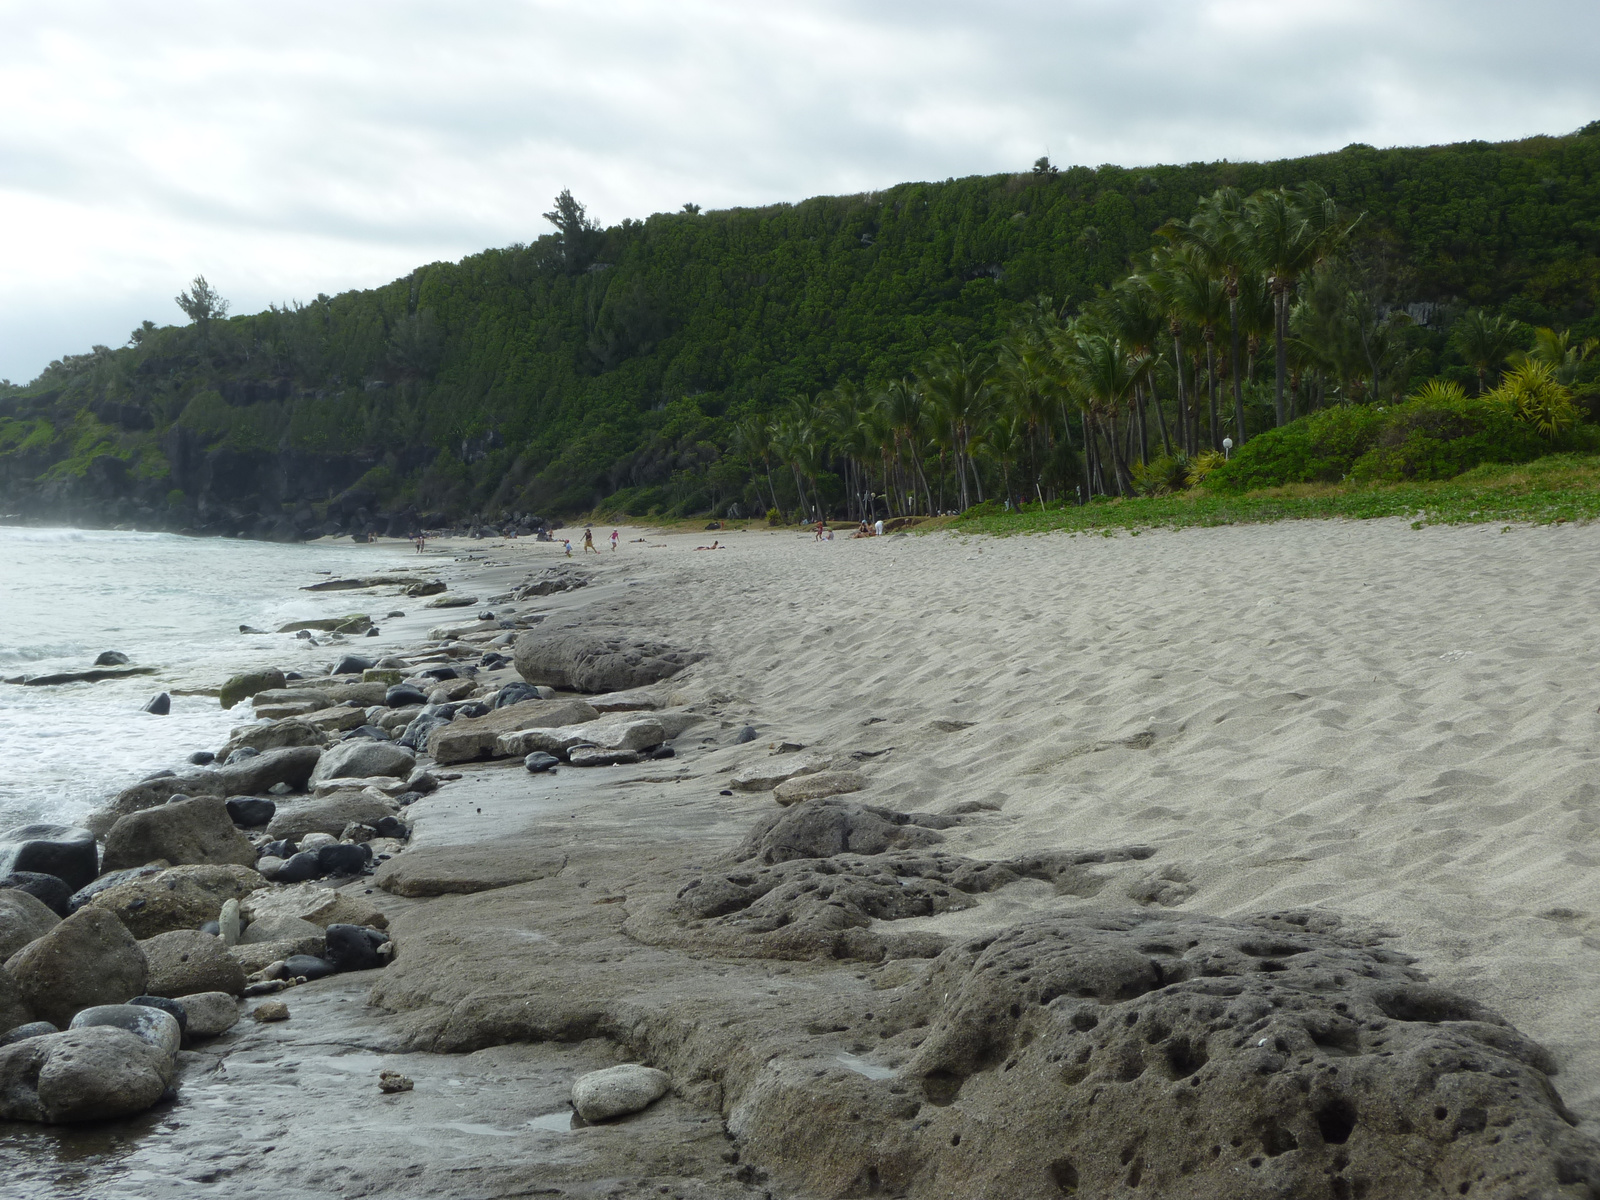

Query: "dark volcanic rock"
(143, 692), (171, 715)
(385, 683), (429, 708)
(0, 872), (74, 917)
(730, 908), (1600, 1200)
(94, 651), (129, 666)
(225, 797), (276, 827)
(323, 923), (389, 972)
(0, 824), (99, 892)
(494, 681), (543, 709)
(512, 626), (704, 693)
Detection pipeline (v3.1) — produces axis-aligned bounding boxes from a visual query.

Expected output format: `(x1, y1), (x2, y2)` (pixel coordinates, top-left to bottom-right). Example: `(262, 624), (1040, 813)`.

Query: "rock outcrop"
(513, 627), (703, 693)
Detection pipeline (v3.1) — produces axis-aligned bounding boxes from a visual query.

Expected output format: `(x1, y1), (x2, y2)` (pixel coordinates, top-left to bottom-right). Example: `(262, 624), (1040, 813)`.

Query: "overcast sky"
(3, 0), (1598, 384)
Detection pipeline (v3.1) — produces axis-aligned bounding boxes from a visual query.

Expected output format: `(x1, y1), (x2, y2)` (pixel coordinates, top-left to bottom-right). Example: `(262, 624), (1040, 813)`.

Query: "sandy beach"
(9, 515), (1600, 1198)
(541, 518), (1600, 1118)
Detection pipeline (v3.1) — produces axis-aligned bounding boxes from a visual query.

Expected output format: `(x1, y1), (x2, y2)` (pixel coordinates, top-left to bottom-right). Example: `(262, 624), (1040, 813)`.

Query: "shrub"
(1130, 453), (1191, 495)
(1207, 405), (1386, 490)
(1490, 361), (1579, 438)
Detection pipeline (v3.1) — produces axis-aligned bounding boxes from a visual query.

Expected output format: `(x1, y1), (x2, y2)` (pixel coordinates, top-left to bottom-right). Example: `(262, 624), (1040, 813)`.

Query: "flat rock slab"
(730, 753), (831, 792)
(374, 844), (568, 897)
(498, 716), (665, 760)
(513, 627), (704, 693)
(773, 770), (866, 805)
(428, 698), (599, 765)
(6, 666), (157, 686)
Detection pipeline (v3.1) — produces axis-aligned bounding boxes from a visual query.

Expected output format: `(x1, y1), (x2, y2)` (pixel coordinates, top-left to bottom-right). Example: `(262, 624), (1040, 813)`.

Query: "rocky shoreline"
(3, 536), (1600, 1198)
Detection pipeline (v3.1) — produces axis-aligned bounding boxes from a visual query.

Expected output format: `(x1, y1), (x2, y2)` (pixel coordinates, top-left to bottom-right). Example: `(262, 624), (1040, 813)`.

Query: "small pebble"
(252, 1000), (290, 1022)
(379, 1070), (414, 1094)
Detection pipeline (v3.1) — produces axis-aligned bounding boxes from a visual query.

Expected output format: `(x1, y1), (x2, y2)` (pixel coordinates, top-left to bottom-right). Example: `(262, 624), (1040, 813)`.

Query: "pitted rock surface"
(722, 908), (1600, 1200)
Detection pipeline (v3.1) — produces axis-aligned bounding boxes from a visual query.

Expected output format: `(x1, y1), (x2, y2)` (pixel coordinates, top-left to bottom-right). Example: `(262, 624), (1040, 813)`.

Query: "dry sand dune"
(577, 518), (1600, 1126)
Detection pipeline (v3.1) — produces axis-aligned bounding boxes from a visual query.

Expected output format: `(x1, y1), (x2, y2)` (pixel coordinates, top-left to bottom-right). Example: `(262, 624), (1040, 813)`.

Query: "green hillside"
(3, 123), (1599, 535)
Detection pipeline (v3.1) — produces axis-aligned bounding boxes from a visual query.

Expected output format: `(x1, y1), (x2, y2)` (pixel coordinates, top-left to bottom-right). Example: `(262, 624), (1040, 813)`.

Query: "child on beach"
(583, 528), (597, 554)
(610, 529), (618, 551)
(563, 538), (573, 557)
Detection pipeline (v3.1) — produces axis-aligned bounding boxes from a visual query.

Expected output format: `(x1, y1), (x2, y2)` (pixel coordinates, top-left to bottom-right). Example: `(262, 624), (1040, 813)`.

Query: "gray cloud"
(3, 0), (1597, 381)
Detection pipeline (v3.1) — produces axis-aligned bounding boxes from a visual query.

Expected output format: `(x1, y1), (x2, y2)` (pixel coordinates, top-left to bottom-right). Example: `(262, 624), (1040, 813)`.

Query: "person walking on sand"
(583, 527), (598, 554)
(563, 538), (573, 557)
(814, 518), (826, 542)
(610, 529), (618, 552)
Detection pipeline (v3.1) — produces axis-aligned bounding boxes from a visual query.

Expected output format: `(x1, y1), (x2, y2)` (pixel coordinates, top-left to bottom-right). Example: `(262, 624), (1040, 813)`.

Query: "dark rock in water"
(397, 708), (452, 751)
(282, 954), (336, 981)
(365, 627), (380, 637)
(0, 1021), (58, 1046)
(372, 816), (409, 840)
(67, 865), (165, 914)
(272, 851), (324, 883)
(513, 626), (704, 693)
(225, 798), (276, 827)
(386, 610), (405, 618)
(128, 995), (188, 1034)
(456, 701), (490, 719)
(225, 747), (262, 766)
(332, 654), (374, 675)
(523, 752), (560, 773)
(238, 625), (266, 634)
(141, 769), (177, 783)
(295, 629), (314, 641)
(258, 839), (296, 861)
(479, 653), (510, 670)
(94, 651), (130, 667)
(0, 825), (100, 893)
(495, 681), (543, 709)
(143, 692), (171, 715)
(188, 750), (216, 766)
(339, 725), (391, 742)
(283, 671), (303, 680)
(734, 725), (758, 744)
(315, 843), (370, 877)
(323, 923), (389, 972)
(385, 684), (428, 708)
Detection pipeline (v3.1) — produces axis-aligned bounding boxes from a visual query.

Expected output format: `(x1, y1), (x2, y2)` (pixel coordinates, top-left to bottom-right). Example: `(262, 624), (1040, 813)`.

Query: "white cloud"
(2, 0), (1597, 381)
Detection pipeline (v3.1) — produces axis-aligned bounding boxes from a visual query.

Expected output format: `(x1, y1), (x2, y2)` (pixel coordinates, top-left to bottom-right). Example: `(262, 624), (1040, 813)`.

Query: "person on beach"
(563, 538), (573, 557)
(814, 518), (826, 541)
(583, 527), (597, 554)
(414, 533), (426, 554)
(695, 539), (721, 550)
(610, 529), (618, 551)
(874, 518), (884, 537)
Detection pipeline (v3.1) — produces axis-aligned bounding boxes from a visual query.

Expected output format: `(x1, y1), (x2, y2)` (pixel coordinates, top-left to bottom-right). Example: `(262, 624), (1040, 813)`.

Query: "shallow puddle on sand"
(836, 1053), (895, 1080)
(444, 1122), (521, 1137)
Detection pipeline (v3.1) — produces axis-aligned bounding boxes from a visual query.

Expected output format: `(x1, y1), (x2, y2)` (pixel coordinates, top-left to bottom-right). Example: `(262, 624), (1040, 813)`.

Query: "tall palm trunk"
(1148, 377), (1172, 456)
(1169, 326), (1189, 457)
(1273, 284), (1289, 427)
(1205, 335), (1220, 452)
(1229, 294), (1247, 445)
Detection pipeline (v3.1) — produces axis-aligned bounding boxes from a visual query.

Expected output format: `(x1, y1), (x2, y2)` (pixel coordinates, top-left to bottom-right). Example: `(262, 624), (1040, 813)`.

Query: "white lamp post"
(1222, 436), (1233, 460)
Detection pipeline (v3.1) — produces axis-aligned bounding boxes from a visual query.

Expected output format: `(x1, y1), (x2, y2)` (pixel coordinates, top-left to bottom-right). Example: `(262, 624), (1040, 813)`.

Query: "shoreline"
(5, 519), (1600, 1196)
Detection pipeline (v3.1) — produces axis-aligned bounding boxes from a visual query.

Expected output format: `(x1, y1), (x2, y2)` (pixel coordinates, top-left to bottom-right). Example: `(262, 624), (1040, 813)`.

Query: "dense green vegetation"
(4, 123), (1600, 530)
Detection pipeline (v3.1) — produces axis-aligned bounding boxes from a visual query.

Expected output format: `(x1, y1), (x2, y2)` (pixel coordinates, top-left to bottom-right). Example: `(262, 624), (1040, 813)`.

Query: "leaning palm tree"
(1450, 310), (1526, 394)
(1516, 325), (1596, 385)
(1054, 329), (1150, 495)
(1246, 183), (1360, 426)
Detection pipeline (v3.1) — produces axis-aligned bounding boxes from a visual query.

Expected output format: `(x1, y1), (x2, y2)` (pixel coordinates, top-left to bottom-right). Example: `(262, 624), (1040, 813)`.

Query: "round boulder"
(68, 1004), (182, 1058)
(7, 907), (148, 1027)
(571, 1064), (672, 1122)
(0, 888), (60, 960)
(308, 740), (416, 786)
(0, 1026), (175, 1122)
(0, 825), (99, 893)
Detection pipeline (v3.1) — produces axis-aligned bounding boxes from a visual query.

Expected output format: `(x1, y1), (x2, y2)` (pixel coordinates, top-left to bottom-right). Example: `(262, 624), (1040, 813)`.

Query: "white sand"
(487, 517), (1600, 1127)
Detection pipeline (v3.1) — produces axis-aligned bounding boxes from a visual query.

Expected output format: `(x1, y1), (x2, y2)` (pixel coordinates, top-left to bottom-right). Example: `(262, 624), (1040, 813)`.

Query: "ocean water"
(0, 527), (414, 831)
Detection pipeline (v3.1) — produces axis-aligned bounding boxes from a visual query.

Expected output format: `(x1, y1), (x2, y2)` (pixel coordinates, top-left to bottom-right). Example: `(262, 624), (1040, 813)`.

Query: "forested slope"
(3, 124), (1599, 536)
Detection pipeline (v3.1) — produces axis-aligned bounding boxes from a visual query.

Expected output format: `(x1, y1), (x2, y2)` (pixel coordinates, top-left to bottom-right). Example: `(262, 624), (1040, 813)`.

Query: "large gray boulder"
(513, 627), (703, 693)
(0, 965), (32, 1033)
(177, 991), (240, 1038)
(100, 795), (257, 874)
(0, 888), (61, 960)
(308, 740), (414, 786)
(91, 772), (223, 835)
(85, 864), (264, 939)
(0, 824), (99, 892)
(265, 793), (397, 840)
(216, 718), (328, 762)
(0, 1025), (175, 1122)
(7, 907), (148, 1027)
(217, 745), (322, 795)
(218, 668), (286, 710)
(140, 930), (247, 997)
(68, 1003), (182, 1057)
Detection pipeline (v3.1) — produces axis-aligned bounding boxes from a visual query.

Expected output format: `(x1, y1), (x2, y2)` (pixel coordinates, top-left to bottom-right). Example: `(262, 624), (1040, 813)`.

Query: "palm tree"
(1149, 244), (1227, 451)
(728, 417), (778, 515)
(1450, 310), (1526, 394)
(1055, 329), (1150, 495)
(919, 345), (993, 511)
(1246, 183), (1359, 425)
(1517, 325), (1596, 385)
(881, 377), (932, 515)
(1164, 187), (1252, 444)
